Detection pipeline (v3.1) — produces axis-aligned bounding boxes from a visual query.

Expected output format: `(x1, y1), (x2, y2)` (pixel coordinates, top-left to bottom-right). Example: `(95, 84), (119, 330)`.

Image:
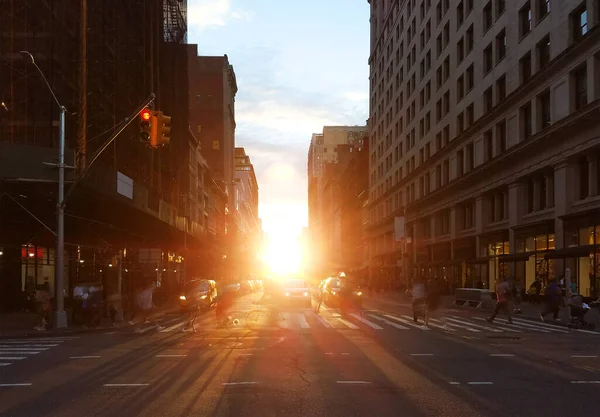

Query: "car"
(178, 279), (217, 312)
(282, 278), (311, 307)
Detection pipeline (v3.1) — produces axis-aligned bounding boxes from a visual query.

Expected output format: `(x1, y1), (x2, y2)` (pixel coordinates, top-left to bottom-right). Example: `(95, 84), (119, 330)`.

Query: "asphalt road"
(1, 292), (598, 417)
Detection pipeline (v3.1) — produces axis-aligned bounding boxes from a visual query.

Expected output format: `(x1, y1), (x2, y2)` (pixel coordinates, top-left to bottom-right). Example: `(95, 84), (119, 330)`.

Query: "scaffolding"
(163, 0), (187, 44)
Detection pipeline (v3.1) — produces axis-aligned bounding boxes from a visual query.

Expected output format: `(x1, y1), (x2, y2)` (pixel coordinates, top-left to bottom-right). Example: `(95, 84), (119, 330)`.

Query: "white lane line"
(325, 352), (334, 355)
(312, 312), (334, 328)
(0, 363), (12, 367)
(238, 353), (254, 356)
(222, 382), (259, 386)
(489, 354), (515, 357)
(70, 356), (101, 359)
(349, 313), (384, 330)
(160, 321), (186, 333)
(103, 383), (150, 387)
(0, 383), (32, 387)
(0, 344), (58, 348)
(367, 314), (410, 330)
(467, 382), (494, 385)
(571, 381), (600, 384)
(410, 353), (434, 356)
(0, 348), (48, 351)
(0, 341), (67, 344)
(0, 351), (40, 355)
(445, 317), (503, 332)
(449, 381), (461, 385)
(104, 332), (117, 335)
(575, 328), (600, 335)
(341, 353), (350, 356)
(336, 381), (371, 384)
(472, 317), (529, 332)
(298, 313), (311, 329)
(0, 357), (25, 360)
(382, 314), (431, 330)
(572, 355), (598, 358)
(155, 354), (186, 358)
(136, 325), (158, 334)
(337, 318), (359, 329)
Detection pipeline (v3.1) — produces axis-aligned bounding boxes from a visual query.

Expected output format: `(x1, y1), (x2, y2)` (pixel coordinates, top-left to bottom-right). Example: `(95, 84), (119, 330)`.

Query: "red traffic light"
(141, 109), (152, 121)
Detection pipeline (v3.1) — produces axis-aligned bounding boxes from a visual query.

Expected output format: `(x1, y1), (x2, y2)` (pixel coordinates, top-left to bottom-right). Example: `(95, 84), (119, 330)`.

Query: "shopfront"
(476, 233), (510, 289)
(514, 226), (556, 291)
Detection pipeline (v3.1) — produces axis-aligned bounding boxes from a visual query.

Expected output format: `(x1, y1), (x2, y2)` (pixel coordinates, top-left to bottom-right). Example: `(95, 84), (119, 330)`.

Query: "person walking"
(487, 278), (514, 324)
(425, 277), (442, 327)
(411, 277), (427, 324)
(540, 278), (562, 322)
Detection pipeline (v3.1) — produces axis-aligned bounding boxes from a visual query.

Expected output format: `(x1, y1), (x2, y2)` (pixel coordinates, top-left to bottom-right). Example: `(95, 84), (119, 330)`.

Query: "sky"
(187, 0), (370, 245)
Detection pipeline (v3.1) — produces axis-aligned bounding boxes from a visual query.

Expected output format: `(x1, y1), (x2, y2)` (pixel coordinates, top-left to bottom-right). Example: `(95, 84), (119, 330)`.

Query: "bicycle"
(217, 309), (246, 331)
(181, 304), (202, 333)
(246, 303), (286, 331)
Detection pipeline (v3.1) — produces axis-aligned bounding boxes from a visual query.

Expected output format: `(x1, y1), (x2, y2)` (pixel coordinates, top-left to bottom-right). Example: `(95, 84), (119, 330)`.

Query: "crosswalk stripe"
(349, 313), (383, 330)
(0, 357), (25, 360)
(337, 318), (359, 329)
(0, 363), (11, 367)
(0, 348), (48, 351)
(445, 317), (503, 333)
(381, 314), (431, 330)
(471, 317), (528, 332)
(421, 319), (456, 332)
(0, 351), (41, 355)
(367, 314), (410, 330)
(311, 312), (334, 328)
(423, 317), (480, 332)
(505, 319), (568, 333)
(160, 321), (186, 333)
(298, 313), (311, 329)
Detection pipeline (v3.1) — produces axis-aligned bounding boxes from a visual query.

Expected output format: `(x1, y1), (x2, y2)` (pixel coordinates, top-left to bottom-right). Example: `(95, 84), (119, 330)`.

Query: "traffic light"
(140, 108), (157, 145)
(155, 111), (172, 147)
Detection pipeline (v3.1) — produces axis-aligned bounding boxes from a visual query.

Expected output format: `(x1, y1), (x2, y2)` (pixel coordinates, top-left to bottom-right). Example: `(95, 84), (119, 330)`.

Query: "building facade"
(367, 0), (600, 297)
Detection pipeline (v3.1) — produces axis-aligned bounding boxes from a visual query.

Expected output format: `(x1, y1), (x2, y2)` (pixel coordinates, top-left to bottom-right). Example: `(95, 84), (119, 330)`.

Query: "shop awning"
(465, 255), (497, 265)
(544, 245), (597, 260)
(498, 253), (533, 262)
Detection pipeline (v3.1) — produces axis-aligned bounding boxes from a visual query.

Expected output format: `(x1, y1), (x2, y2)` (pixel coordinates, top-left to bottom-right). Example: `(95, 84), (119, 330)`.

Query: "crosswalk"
(0, 336), (77, 368)
(135, 307), (598, 336)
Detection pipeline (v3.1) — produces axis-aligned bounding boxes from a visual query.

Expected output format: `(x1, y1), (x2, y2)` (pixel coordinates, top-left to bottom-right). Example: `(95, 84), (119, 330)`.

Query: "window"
(436, 99), (442, 121)
(466, 143), (474, 171)
(466, 103), (474, 126)
(463, 202), (475, 229)
(457, 112), (465, 134)
(519, 52), (532, 84)
(496, 119), (507, 153)
(436, 165), (442, 187)
(440, 210), (450, 234)
(574, 65), (588, 110)
(457, 75), (465, 102)
(496, 75), (506, 103)
(443, 56), (450, 80)
(444, 22), (450, 46)
(467, 0), (474, 14)
(484, 87), (493, 112)
(519, 2), (532, 38)
(538, 0), (550, 20)
(527, 179), (535, 213)
(443, 91), (450, 114)
(521, 101), (532, 139)
(537, 36), (550, 69)
(443, 125), (450, 145)
(457, 149), (465, 175)
(483, 2), (493, 32)
(466, 25), (474, 51)
(457, 38), (465, 63)
(436, 34), (443, 56)
(538, 89), (551, 129)
(425, 142), (431, 159)
(578, 156), (589, 200)
(436, 1), (443, 25)
(442, 159), (450, 183)
(483, 43), (493, 73)
(572, 5), (588, 41)
(496, 0), (506, 17)
(496, 29), (506, 62)
(466, 64), (474, 89)
(484, 130), (493, 161)
(457, 1), (464, 26)
(436, 132), (442, 150)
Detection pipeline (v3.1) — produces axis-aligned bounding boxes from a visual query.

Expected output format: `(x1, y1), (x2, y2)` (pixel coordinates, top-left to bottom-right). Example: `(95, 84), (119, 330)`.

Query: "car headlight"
(200, 295), (207, 299)
(285, 292), (290, 297)
(304, 292), (309, 296)
(179, 295), (186, 300)
(357, 291), (363, 296)
(332, 291), (336, 295)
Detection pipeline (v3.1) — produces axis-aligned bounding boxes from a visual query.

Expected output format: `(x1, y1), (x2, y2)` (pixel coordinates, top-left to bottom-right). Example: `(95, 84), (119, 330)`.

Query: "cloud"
(187, 0), (252, 31)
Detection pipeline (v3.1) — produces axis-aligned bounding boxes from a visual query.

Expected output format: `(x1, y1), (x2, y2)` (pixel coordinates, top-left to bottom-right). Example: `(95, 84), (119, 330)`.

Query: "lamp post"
(21, 51), (68, 328)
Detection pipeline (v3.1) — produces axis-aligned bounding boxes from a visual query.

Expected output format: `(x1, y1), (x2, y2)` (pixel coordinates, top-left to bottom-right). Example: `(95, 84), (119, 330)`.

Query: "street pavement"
(0, 292), (598, 417)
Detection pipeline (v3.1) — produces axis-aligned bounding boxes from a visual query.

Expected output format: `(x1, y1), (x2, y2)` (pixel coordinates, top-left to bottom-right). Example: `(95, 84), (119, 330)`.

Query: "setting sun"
(262, 234), (302, 276)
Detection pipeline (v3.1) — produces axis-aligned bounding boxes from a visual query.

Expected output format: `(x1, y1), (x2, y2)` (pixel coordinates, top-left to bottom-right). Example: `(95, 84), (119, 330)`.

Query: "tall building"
(367, 0), (600, 297)
(307, 126), (368, 276)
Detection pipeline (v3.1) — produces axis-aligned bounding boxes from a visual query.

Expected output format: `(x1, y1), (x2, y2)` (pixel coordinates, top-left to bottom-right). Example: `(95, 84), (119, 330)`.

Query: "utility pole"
(77, 0), (88, 174)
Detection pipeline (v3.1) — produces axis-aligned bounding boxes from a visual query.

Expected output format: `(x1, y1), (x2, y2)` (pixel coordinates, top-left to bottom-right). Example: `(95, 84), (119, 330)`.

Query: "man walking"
(487, 278), (514, 324)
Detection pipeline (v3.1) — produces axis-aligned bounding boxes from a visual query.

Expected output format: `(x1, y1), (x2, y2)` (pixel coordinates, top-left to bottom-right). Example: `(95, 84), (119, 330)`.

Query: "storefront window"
(516, 238), (526, 253)
(579, 226), (594, 246)
(525, 237), (535, 252)
(566, 228), (579, 247)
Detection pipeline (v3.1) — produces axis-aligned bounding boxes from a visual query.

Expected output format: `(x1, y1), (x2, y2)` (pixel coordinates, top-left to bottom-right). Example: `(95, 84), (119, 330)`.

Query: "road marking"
(574, 328), (600, 335)
(0, 357), (25, 360)
(446, 317), (502, 332)
(421, 319), (457, 332)
(337, 318), (359, 329)
(0, 351), (41, 355)
(155, 354), (186, 358)
(312, 312), (334, 328)
(0, 347), (48, 351)
(472, 317), (528, 332)
(489, 354), (514, 357)
(238, 353), (254, 356)
(222, 382), (259, 386)
(341, 353), (350, 356)
(336, 381), (371, 384)
(410, 353), (434, 356)
(160, 321), (186, 333)
(0, 363), (12, 367)
(0, 383), (32, 387)
(449, 382), (461, 385)
(382, 314), (431, 330)
(509, 319), (568, 333)
(70, 356), (101, 359)
(0, 344), (58, 347)
(298, 313), (311, 328)
(570, 381), (600, 384)
(572, 355), (598, 358)
(349, 313), (383, 330)
(103, 384), (149, 387)
(325, 352), (333, 355)
(367, 314), (410, 330)
(429, 318), (480, 332)
(467, 382), (494, 385)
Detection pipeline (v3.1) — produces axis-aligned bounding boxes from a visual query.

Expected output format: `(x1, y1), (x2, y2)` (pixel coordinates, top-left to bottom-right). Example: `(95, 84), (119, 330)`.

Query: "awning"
(465, 255), (497, 265)
(498, 253), (533, 262)
(544, 245), (597, 260)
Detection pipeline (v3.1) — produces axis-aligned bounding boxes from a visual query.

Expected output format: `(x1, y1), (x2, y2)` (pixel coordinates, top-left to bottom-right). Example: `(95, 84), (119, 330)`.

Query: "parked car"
(178, 279), (217, 312)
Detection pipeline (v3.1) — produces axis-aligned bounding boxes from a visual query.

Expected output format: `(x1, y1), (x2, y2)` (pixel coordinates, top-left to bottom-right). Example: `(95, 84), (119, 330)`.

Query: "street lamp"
(21, 51), (68, 328)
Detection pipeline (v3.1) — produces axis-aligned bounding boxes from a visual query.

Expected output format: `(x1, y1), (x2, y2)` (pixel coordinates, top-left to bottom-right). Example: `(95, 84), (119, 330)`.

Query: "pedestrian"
(34, 282), (52, 331)
(107, 287), (121, 327)
(425, 277), (442, 327)
(540, 278), (562, 322)
(411, 277), (427, 324)
(512, 280), (523, 314)
(486, 278), (514, 324)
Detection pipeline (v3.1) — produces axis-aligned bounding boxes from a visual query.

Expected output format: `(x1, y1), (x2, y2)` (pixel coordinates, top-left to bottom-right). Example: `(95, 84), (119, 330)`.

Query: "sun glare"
(263, 234), (301, 276)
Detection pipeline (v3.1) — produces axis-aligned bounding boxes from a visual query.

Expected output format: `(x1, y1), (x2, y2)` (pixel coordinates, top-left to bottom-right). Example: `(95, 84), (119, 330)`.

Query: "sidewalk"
(0, 300), (180, 339)
(366, 291), (600, 328)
